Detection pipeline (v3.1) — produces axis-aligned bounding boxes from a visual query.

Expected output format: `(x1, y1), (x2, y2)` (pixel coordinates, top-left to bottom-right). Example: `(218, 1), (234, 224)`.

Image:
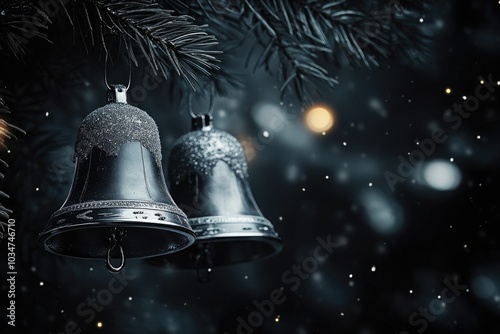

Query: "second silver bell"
(147, 114), (282, 273)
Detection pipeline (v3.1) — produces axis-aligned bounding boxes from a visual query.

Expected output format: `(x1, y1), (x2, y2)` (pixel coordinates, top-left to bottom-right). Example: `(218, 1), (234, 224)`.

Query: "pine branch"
(0, 0), (51, 59)
(178, 0), (431, 104)
(159, 1), (247, 99)
(241, 0), (339, 104)
(58, 0), (221, 90)
(290, 1), (393, 67)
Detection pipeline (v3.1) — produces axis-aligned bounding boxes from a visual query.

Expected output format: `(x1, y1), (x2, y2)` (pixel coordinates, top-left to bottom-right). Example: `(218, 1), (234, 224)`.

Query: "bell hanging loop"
(104, 54), (132, 91)
(187, 90), (215, 119)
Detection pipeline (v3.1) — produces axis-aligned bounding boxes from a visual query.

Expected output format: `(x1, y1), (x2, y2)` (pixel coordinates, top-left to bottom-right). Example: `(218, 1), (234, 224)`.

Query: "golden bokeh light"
(240, 138), (256, 162)
(97, 321), (103, 328)
(445, 88), (452, 94)
(305, 105), (335, 133)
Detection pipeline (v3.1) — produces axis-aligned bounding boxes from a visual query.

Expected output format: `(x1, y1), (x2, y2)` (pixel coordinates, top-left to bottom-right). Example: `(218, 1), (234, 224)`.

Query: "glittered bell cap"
(38, 85), (195, 265)
(156, 115), (282, 268)
(74, 94), (162, 168)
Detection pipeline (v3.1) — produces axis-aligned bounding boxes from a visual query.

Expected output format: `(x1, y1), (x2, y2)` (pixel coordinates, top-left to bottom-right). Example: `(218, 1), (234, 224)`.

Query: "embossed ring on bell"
(38, 85), (196, 261)
(147, 114), (282, 268)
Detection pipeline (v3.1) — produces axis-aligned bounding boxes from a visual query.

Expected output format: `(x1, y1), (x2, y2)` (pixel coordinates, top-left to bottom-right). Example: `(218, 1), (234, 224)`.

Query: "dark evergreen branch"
(157, 1), (256, 103)
(177, 0), (386, 102)
(240, 0), (337, 104)
(57, 0), (221, 90)
(0, 0), (50, 59)
(275, 39), (338, 105)
(251, 1), (393, 68)
(1, 0), (432, 106)
(174, 0), (430, 103)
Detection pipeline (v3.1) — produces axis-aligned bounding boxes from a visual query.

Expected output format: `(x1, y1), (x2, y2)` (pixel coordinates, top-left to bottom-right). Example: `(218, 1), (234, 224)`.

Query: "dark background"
(1, 1), (500, 333)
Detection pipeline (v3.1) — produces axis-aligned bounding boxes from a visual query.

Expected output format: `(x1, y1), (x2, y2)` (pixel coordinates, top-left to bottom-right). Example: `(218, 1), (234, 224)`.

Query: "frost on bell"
(168, 128), (249, 182)
(74, 103), (163, 167)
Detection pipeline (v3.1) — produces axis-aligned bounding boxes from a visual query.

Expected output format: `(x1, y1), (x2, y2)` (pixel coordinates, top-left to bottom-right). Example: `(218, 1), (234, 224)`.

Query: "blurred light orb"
(422, 160), (461, 191)
(472, 276), (496, 299)
(360, 189), (403, 235)
(252, 102), (287, 132)
(305, 105), (335, 133)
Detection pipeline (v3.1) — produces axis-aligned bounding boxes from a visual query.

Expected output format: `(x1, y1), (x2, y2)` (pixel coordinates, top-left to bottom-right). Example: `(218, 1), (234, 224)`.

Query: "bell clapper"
(105, 227), (127, 273)
(195, 243), (214, 283)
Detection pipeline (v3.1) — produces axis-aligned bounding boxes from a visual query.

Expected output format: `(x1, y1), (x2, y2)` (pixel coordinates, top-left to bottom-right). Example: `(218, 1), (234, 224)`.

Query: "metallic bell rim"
(187, 215), (281, 240)
(38, 204), (196, 259)
(38, 223), (197, 259)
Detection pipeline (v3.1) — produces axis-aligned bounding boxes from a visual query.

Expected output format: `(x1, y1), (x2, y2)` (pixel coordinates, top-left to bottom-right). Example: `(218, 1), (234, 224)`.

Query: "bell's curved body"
(38, 85), (195, 264)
